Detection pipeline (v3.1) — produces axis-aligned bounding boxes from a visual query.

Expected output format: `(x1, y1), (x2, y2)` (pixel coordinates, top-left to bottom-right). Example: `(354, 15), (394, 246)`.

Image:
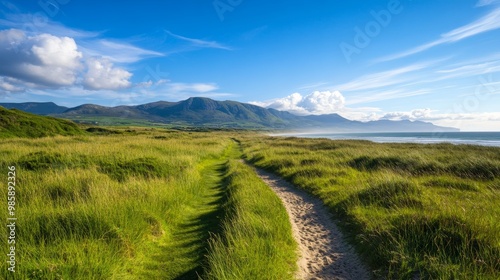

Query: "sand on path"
(253, 167), (371, 280)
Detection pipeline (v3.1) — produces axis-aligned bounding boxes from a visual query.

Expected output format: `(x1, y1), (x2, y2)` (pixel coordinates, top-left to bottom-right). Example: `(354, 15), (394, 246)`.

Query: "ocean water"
(277, 132), (500, 147)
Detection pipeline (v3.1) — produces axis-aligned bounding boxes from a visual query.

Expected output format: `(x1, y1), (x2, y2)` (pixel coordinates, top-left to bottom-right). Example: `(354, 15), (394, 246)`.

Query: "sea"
(273, 132), (500, 147)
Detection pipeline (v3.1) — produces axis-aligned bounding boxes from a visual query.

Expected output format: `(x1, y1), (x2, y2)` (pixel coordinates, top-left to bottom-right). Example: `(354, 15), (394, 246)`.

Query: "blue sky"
(0, 0), (499, 130)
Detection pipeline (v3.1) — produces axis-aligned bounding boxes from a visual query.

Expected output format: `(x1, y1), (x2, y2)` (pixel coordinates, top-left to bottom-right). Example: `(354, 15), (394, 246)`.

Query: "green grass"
(0, 131), (229, 279)
(204, 159), (297, 280)
(0, 130), (297, 279)
(241, 136), (500, 279)
(0, 107), (84, 138)
(3, 126), (498, 279)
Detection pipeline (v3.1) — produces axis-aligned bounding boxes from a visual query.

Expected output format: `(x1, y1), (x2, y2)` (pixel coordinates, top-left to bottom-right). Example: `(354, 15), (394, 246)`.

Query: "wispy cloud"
(165, 30), (232, 50)
(347, 88), (433, 105)
(240, 25), (268, 41)
(376, 7), (500, 62)
(167, 82), (219, 93)
(0, 14), (101, 38)
(334, 62), (433, 92)
(79, 40), (164, 63)
(476, 0), (500, 7)
(436, 59), (500, 78)
(296, 82), (328, 91)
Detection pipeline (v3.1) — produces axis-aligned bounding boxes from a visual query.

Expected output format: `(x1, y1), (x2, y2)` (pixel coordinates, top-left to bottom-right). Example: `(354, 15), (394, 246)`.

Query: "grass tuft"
(356, 181), (423, 209)
(98, 157), (169, 182)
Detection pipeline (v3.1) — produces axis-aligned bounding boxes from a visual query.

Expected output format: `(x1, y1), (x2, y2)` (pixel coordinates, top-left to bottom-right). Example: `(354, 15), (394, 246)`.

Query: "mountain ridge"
(0, 97), (459, 132)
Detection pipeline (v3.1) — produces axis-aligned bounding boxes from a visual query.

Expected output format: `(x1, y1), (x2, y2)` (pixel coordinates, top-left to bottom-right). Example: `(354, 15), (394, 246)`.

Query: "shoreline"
(268, 131), (500, 147)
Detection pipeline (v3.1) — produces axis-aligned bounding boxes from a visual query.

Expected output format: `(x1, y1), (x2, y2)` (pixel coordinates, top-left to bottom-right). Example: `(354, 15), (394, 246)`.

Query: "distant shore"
(270, 131), (500, 147)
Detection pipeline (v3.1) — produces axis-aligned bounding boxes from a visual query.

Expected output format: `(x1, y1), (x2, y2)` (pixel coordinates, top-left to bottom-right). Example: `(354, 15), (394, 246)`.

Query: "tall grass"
(1, 129), (234, 279)
(0, 129), (299, 279)
(241, 136), (500, 279)
(204, 160), (297, 280)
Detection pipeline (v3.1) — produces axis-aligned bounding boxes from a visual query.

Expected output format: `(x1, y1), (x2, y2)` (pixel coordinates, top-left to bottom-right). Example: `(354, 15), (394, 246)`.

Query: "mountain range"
(0, 97), (459, 132)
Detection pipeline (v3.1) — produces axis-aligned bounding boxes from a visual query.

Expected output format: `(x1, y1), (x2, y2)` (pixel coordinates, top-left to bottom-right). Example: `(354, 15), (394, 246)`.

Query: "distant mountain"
(62, 104), (153, 120)
(0, 102), (68, 115)
(133, 97), (288, 127)
(0, 98), (459, 132)
(0, 106), (84, 138)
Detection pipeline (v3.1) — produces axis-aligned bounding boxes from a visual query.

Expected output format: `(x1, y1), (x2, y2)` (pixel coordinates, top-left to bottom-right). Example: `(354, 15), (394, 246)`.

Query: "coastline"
(269, 131), (500, 147)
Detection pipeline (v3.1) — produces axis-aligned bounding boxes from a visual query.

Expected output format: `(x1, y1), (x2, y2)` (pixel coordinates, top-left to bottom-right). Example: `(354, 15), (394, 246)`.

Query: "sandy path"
(253, 167), (371, 280)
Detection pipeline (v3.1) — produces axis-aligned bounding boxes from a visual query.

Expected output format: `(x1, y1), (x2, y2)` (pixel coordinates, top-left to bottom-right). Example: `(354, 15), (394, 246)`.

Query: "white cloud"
(0, 77), (23, 92)
(335, 62), (430, 92)
(254, 91), (346, 115)
(376, 7), (500, 62)
(380, 108), (433, 121)
(353, 107), (500, 129)
(476, 0), (500, 7)
(0, 29), (142, 92)
(347, 88), (433, 105)
(167, 82), (219, 93)
(253, 88), (500, 131)
(0, 14), (100, 39)
(165, 30), (232, 50)
(31, 34), (82, 68)
(79, 40), (164, 63)
(436, 60), (500, 81)
(0, 14), (163, 64)
(0, 29), (82, 87)
(83, 57), (132, 90)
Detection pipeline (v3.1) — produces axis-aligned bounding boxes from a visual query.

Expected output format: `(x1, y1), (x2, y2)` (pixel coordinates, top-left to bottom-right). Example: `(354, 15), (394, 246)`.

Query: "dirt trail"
(253, 167), (370, 280)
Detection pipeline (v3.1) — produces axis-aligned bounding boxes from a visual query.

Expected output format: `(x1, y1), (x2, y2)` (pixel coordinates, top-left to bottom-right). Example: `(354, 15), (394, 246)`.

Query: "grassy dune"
(241, 136), (500, 279)
(0, 129), (298, 279)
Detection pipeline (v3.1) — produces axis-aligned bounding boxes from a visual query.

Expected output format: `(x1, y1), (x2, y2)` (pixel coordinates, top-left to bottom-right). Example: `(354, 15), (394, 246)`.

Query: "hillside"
(0, 106), (84, 138)
(135, 97), (290, 128)
(0, 98), (459, 132)
(0, 102), (68, 115)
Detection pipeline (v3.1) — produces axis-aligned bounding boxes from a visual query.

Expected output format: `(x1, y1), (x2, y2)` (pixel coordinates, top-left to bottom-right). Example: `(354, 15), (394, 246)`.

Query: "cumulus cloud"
(256, 91), (346, 115)
(0, 29), (136, 92)
(83, 57), (132, 90)
(0, 29), (82, 87)
(380, 108), (433, 121)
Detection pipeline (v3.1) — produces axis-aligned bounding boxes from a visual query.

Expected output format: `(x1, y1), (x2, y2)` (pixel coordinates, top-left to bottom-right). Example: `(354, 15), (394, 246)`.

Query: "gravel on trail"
(253, 167), (371, 280)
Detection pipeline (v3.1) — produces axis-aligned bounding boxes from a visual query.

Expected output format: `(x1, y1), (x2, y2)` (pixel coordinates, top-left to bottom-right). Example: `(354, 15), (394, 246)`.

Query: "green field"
(241, 136), (500, 279)
(0, 129), (296, 279)
(1, 128), (499, 279)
